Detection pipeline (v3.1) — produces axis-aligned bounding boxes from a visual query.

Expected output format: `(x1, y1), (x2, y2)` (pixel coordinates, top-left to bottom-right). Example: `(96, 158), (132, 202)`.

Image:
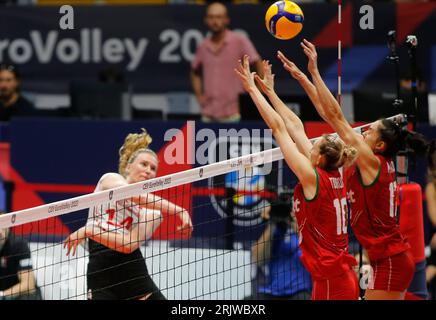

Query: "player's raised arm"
(235, 55), (317, 199)
(254, 59), (312, 158)
(276, 50), (328, 123)
(301, 39), (380, 182)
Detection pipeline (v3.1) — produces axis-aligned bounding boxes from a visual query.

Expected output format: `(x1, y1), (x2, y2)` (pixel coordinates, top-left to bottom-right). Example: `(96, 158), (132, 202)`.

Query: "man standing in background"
(191, 2), (262, 123)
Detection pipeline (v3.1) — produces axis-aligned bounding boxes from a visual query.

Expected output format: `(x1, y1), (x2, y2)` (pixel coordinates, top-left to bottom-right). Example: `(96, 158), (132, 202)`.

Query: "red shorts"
(312, 269), (359, 300)
(369, 250), (415, 292)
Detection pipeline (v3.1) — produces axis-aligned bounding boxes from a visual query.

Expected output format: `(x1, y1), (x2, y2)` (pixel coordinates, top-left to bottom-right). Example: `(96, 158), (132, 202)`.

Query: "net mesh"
(0, 115), (405, 300)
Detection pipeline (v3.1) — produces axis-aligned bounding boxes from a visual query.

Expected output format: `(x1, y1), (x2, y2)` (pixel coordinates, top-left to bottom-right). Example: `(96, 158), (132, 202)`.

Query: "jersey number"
(333, 197), (348, 235)
(105, 208), (133, 231)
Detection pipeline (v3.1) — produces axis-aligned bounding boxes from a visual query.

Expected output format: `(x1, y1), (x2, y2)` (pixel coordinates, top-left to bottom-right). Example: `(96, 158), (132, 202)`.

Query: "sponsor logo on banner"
(208, 136), (282, 227)
(48, 200), (79, 214)
(142, 177), (172, 191)
(0, 29), (148, 71)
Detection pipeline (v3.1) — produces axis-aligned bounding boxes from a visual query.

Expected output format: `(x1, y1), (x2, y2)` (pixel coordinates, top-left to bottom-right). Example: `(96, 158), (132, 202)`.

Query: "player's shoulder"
(99, 172), (123, 182)
(97, 172), (126, 190)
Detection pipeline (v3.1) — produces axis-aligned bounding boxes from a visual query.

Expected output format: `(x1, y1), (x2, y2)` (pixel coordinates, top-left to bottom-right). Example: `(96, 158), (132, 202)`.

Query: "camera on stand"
(268, 187), (294, 224)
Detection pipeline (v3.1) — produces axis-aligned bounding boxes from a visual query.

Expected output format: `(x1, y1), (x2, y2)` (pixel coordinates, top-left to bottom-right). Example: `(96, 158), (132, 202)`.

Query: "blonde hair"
(319, 134), (357, 170)
(338, 145), (358, 168)
(118, 128), (158, 177)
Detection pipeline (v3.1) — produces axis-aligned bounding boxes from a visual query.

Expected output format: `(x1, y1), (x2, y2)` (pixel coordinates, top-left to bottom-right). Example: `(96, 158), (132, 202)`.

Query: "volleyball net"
(0, 115), (405, 300)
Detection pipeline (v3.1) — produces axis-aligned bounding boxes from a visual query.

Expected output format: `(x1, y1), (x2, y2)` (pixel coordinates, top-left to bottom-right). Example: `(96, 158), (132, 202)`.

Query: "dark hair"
(379, 119), (429, 158)
(0, 64), (20, 80)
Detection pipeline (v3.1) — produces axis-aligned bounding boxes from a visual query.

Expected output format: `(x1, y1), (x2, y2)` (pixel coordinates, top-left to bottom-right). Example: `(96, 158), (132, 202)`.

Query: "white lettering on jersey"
(90, 199), (140, 235)
(329, 177), (344, 189)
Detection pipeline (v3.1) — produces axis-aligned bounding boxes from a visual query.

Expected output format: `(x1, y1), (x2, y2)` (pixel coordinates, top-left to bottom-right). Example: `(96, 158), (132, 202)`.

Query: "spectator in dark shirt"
(0, 211), (41, 300)
(0, 64), (35, 122)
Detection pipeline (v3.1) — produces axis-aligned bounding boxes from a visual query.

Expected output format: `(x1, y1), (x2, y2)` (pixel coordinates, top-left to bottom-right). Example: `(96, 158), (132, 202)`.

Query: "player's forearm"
(298, 75), (328, 122)
(310, 71), (344, 123)
(86, 225), (138, 254)
(247, 87), (286, 135)
(142, 193), (187, 217)
(264, 90), (311, 157)
(266, 89), (304, 131)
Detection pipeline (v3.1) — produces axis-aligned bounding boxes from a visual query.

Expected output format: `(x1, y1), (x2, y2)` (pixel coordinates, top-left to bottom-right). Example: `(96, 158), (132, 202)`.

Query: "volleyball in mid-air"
(265, 1), (304, 40)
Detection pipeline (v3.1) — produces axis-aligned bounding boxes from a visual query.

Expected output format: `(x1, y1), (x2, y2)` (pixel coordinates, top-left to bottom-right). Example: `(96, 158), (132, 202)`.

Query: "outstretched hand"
(254, 60), (275, 95)
(234, 55), (256, 93)
(177, 209), (193, 238)
(63, 227), (87, 256)
(277, 50), (306, 81)
(300, 39), (318, 74)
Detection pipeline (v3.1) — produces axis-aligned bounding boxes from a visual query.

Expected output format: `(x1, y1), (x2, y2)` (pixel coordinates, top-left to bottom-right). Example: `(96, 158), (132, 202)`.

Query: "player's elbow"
(121, 245), (137, 254)
(286, 121), (304, 134)
(325, 105), (343, 122)
(127, 239), (143, 253)
(270, 116), (287, 135)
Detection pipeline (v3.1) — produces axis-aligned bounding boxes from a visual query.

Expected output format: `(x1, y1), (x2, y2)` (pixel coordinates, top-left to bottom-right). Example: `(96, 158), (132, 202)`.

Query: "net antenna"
(386, 30), (403, 111)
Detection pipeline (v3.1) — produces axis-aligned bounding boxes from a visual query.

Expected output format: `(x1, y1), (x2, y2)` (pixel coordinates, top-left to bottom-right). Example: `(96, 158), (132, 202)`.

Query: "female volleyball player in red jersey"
(235, 55), (359, 300)
(64, 129), (192, 300)
(281, 39), (429, 300)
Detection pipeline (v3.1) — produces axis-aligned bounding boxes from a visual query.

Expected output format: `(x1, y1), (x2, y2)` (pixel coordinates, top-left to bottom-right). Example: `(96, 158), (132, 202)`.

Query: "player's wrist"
(0, 291), (4, 297)
(264, 88), (275, 96)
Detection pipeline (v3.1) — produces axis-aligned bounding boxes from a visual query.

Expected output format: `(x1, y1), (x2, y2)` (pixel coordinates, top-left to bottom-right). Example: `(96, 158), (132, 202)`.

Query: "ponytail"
(338, 145), (358, 168)
(380, 119), (429, 158)
(118, 128), (157, 177)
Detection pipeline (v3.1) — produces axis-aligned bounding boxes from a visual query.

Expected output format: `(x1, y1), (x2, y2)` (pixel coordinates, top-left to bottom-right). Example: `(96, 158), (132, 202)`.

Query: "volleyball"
(265, 0), (304, 40)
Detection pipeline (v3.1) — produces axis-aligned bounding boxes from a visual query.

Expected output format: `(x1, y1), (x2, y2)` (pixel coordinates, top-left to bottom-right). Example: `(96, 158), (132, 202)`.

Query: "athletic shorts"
(87, 275), (166, 300)
(87, 240), (166, 300)
(312, 269), (359, 300)
(368, 250), (415, 292)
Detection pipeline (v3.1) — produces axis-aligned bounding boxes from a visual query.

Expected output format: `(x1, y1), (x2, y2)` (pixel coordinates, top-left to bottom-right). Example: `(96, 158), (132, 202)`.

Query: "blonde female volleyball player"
(64, 129), (193, 300)
(235, 56), (359, 300)
(282, 39), (429, 300)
